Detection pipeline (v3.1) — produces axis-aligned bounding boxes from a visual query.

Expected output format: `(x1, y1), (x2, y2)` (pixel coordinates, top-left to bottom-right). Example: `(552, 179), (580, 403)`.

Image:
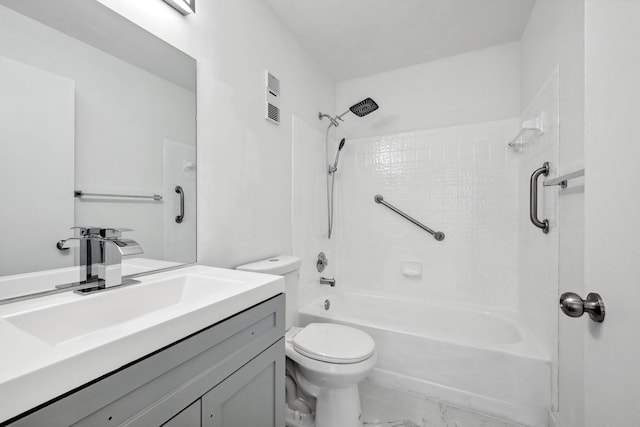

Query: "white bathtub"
(297, 291), (550, 427)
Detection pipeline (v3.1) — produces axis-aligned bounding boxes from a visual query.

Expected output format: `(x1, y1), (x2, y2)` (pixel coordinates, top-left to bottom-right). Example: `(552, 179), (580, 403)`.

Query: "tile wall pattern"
(333, 119), (521, 310)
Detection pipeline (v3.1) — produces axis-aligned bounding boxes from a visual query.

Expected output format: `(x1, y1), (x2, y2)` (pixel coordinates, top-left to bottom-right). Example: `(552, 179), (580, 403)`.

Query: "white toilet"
(236, 256), (377, 427)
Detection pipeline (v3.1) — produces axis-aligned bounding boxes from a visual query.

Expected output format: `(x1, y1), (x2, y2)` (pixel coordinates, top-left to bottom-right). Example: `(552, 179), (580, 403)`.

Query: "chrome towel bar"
(544, 168), (585, 189)
(374, 195), (445, 241)
(74, 191), (163, 201)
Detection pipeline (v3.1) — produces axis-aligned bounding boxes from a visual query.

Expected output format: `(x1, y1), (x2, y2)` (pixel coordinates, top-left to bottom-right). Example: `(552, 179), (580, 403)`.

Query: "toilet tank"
(236, 256), (301, 330)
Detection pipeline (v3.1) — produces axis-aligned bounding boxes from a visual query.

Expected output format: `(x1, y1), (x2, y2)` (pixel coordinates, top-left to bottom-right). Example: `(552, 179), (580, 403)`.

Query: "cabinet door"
(161, 400), (201, 427)
(202, 339), (284, 427)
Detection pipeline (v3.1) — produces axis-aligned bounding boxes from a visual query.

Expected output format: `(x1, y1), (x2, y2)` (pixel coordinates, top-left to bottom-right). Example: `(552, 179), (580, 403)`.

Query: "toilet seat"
(291, 323), (375, 364)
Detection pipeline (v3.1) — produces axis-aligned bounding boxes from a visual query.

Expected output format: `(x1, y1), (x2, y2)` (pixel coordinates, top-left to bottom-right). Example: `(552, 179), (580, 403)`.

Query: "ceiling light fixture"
(163, 0), (195, 16)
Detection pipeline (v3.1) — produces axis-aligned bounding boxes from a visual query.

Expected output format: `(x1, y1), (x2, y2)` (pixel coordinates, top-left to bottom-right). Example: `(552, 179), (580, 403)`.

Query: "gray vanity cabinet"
(201, 339), (284, 427)
(160, 340), (284, 427)
(5, 294), (285, 427)
(161, 400), (201, 427)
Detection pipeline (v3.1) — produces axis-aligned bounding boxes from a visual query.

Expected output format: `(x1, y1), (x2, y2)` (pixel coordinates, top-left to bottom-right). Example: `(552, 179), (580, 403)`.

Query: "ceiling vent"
(265, 71), (280, 125)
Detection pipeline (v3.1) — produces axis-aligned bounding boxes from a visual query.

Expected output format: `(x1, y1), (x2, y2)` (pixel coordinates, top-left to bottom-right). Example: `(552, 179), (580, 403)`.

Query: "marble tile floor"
(360, 380), (527, 427)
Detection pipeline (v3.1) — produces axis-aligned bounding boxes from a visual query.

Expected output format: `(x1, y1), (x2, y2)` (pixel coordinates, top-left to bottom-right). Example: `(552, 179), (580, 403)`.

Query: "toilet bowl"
(236, 256), (377, 427)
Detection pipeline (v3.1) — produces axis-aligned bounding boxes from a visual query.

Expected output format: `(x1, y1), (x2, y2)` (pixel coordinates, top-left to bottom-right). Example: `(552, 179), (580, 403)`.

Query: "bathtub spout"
(320, 277), (335, 287)
(285, 374), (312, 414)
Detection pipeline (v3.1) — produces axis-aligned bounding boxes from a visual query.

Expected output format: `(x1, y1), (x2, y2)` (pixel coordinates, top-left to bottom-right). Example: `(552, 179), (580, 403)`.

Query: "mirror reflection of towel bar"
(74, 191), (163, 201)
(175, 186), (184, 224)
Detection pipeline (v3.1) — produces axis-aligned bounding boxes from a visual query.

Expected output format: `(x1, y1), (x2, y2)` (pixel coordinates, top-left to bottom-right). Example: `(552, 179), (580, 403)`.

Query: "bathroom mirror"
(0, 0), (197, 281)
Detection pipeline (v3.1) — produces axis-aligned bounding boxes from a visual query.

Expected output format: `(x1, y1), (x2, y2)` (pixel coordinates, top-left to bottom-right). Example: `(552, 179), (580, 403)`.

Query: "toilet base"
(285, 384), (364, 427)
(314, 385), (363, 427)
(285, 404), (315, 427)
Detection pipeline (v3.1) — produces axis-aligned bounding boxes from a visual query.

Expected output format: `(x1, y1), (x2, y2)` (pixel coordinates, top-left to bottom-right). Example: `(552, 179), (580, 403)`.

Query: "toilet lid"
(292, 323), (375, 364)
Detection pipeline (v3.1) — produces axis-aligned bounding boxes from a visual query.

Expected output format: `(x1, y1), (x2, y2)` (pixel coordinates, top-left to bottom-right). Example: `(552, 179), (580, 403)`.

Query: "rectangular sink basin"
(5, 274), (243, 346)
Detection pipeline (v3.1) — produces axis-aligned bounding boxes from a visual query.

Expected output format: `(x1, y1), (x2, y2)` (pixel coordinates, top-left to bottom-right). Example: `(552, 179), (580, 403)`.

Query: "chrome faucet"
(57, 227), (143, 293)
(95, 228), (144, 288)
(56, 226), (103, 282)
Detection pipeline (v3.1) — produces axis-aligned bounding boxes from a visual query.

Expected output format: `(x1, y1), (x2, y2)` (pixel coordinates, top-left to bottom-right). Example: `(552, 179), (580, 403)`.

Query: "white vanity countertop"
(0, 265), (284, 424)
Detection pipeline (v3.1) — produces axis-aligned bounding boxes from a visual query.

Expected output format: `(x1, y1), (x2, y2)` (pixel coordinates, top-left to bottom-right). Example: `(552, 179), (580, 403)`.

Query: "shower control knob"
(317, 252), (328, 272)
(559, 292), (605, 322)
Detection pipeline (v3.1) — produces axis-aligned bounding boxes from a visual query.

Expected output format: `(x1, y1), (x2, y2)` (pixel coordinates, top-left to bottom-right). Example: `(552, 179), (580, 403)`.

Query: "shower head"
(330, 138), (347, 174)
(319, 97), (379, 128)
(349, 97), (379, 117)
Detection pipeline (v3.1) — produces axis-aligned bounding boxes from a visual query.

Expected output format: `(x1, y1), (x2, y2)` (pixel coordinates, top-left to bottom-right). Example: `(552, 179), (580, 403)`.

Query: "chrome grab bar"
(175, 186), (184, 224)
(374, 195), (445, 241)
(74, 191), (162, 201)
(530, 162), (550, 234)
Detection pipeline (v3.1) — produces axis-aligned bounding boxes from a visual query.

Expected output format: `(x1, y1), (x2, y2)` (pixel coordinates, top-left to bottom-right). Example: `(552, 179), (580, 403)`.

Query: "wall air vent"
(265, 71), (280, 125)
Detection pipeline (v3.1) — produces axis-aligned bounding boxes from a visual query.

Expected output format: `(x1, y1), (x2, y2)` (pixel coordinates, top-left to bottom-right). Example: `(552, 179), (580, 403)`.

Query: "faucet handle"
(71, 226), (102, 237)
(99, 228), (134, 239)
(70, 227), (135, 239)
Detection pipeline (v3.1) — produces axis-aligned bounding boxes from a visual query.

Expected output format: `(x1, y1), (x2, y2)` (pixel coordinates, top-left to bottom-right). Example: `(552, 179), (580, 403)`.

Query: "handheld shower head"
(329, 138), (346, 174)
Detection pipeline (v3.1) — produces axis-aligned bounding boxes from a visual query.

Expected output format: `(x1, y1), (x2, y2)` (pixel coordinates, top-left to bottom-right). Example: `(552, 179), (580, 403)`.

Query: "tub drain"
(324, 299), (330, 310)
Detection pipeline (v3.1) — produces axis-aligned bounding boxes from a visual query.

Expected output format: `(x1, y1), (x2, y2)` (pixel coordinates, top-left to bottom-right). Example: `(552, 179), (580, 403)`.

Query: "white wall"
(336, 43), (521, 139)
(0, 5), (195, 262)
(519, 0), (585, 424)
(94, 0), (336, 269)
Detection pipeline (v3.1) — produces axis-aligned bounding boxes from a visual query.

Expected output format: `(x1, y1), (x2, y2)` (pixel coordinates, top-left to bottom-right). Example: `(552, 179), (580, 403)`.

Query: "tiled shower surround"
(291, 115), (557, 426)
(334, 118), (521, 310)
